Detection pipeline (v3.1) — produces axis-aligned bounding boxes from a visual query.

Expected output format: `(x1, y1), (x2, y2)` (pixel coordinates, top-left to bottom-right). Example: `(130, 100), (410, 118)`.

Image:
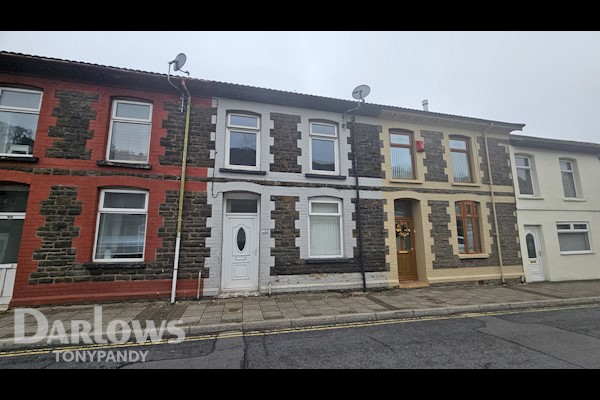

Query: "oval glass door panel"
(236, 227), (247, 252)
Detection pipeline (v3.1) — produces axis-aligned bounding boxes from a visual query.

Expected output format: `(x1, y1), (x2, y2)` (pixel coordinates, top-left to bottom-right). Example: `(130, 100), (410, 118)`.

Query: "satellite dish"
(352, 84), (371, 101)
(171, 53), (187, 71)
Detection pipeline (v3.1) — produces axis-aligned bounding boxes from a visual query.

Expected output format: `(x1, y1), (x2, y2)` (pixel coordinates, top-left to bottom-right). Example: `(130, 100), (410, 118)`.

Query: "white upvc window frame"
(559, 158), (579, 199)
(556, 221), (592, 255)
(92, 188), (149, 263)
(515, 154), (536, 197)
(106, 99), (153, 164)
(309, 121), (339, 175)
(225, 112), (261, 171)
(0, 87), (43, 158)
(308, 197), (344, 258)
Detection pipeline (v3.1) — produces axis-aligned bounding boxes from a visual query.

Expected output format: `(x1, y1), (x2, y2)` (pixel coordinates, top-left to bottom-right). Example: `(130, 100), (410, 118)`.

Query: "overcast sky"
(1, 31), (599, 143)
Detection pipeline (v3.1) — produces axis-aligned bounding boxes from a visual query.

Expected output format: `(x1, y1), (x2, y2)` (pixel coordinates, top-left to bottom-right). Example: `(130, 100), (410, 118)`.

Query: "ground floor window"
(0, 184), (28, 264)
(455, 200), (481, 254)
(309, 197), (343, 258)
(94, 189), (148, 262)
(557, 222), (591, 254)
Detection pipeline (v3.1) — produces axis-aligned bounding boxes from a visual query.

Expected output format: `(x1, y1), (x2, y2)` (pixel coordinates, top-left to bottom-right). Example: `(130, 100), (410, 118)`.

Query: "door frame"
(221, 193), (260, 293)
(394, 199), (418, 282)
(523, 225), (545, 282)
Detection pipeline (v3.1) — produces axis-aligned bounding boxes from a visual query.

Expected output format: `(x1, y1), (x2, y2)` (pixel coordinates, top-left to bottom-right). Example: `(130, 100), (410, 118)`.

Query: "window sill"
(220, 168), (266, 175)
(559, 251), (594, 256)
(305, 173), (346, 180)
(452, 182), (480, 187)
(518, 196), (544, 200)
(458, 253), (490, 259)
(563, 198), (586, 202)
(97, 160), (152, 170)
(389, 178), (423, 184)
(83, 262), (146, 269)
(0, 155), (38, 163)
(305, 258), (350, 264)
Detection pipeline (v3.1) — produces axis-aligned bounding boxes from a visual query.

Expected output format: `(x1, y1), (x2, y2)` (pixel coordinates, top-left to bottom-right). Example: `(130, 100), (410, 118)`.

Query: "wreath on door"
(395, 222), (410, 238)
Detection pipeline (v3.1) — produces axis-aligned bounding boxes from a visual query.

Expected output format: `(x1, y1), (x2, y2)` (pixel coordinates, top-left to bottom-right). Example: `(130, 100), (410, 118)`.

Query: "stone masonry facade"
(428, 200), (521, 269)
(30, 186), (83, 284)
(30, 189), (211, 284)
(477, 137), (513, 186)
(270, 112), (302, 173)
(421, 130), (448, 182)
(348, 122), (385, 178)
(160, 101), (216, 168)
(270, 195), (388, 275)
(46, 90), (99, 160)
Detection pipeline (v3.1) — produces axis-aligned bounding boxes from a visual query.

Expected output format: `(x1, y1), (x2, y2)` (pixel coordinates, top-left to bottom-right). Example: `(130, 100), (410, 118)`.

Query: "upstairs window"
(455, 201), (481, 254)
(93, 189), (148, 262)
(450, 136), (473, 183)
(390, 130), (415, 179)
(226, 113), (260, 170)
(107, 100), (152, 163)
(310, 122), (338, 174)
(515, 155), (535, 196)
(559, 159), (578, 198)
(0, 87), (42, 157)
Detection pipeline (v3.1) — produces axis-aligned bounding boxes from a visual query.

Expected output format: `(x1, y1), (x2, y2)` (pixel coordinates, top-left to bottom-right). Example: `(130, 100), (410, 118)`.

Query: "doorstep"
(398, 281), (430, 289)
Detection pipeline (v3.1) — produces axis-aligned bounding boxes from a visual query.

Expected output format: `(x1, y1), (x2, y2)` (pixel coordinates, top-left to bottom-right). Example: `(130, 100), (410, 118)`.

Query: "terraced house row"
(1, 52), (598, 307)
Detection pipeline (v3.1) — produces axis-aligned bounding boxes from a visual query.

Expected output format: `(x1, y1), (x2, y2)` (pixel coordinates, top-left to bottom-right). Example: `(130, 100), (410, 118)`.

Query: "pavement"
(0, 280), (599, 351)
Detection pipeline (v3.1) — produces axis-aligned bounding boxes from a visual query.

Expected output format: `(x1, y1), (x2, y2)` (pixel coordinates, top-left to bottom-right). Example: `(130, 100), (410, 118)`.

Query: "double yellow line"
(0, 303), (597, 359)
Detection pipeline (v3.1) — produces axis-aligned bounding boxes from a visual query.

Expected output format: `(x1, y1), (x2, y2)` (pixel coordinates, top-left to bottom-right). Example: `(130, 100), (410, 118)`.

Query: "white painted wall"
(203, 99), (388, 296)
(511, 144), (600, 281)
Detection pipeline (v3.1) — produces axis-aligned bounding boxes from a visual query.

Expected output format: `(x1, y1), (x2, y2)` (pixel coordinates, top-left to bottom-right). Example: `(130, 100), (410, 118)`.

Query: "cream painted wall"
(511, 145), (600, 281)
(376, 117), (522, 284)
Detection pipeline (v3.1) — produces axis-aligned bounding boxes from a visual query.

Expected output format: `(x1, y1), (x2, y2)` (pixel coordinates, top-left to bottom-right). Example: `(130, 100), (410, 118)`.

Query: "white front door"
(524, 226), (545, 282)
(222, 198), (259, 292)
(1, 185), (28, 307)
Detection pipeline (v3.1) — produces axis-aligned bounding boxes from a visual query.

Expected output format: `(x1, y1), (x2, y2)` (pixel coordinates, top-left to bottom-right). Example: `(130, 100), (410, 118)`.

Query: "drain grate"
(132, 304), (188, 329)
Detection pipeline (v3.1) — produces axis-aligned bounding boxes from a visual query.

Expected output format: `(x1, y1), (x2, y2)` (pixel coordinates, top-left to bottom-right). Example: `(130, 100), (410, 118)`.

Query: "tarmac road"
(1, 305), (599, 369)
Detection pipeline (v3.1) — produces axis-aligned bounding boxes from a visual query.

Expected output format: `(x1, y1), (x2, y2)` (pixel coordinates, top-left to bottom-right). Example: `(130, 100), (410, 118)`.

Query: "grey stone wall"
(46, 90), (98, 160)
(428, 200), (500, 269)
(348, 122), (385, 178)
(428, 200), (521, 269)
(353, 198), (388, 273)
(30, 186), (83, 284)
(269, 196), (388, 275)
(270, 195), (303, 274)
(495, 202), (522, 265)
(270, 113), (302, 173)
(422, 131), (448, 182)
(477, 137), (513, 186)
(29, 188), (211, 284)
(160, 101), (216, 167)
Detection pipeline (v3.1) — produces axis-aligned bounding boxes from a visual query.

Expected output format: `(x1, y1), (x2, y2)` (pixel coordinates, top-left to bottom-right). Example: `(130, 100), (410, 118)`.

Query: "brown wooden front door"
(396, 216), (417, 281)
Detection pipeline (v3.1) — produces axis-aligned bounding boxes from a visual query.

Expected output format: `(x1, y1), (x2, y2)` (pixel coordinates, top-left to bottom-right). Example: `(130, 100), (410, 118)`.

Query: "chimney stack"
(422, 99), (429, 112)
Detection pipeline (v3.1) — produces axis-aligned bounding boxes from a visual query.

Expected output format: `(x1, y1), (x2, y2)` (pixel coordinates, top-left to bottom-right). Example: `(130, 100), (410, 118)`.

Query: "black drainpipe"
(349, 112), (367, 293)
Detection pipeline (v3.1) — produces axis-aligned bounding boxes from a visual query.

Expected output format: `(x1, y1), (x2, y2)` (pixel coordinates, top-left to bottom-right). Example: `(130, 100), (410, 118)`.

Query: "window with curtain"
(559, 159), (578, 198)
(515, 155), (535, 196)
(557, 222), (591, 253)
(94, 189), (148, 262)
(455, 201), (481, 254)
(309, 198), (343, 257)
(226, 113), (260, 169)
(449, 137), (472, 183)
(310, 122), (338, 174)
(107, 100), (152, 163)
(390, 130), (414, 179)
(0, 87), (42, 157)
